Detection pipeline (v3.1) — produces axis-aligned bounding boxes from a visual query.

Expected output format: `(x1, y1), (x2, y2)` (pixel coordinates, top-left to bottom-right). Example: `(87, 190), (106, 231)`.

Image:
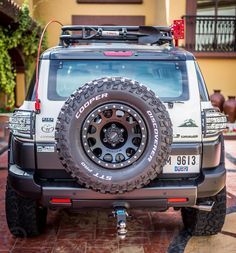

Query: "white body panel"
(166, 61), (202, 143)
(21, 60), (204, 174)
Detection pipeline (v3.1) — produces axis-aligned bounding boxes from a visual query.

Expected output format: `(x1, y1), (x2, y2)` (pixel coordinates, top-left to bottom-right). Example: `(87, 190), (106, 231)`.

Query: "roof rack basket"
(59, 26), (173, 46)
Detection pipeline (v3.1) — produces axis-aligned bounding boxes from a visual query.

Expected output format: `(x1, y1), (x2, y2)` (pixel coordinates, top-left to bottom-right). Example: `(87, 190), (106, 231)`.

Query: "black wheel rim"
(81, 103), (148, 169)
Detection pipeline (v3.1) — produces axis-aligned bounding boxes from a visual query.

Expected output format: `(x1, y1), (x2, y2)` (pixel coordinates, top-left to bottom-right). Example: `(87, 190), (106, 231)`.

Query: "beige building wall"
(15, 73), (26, 107)
(168, 0), (185, 24)
(198, 58), (236, 98)
(155, 0), (168, 26)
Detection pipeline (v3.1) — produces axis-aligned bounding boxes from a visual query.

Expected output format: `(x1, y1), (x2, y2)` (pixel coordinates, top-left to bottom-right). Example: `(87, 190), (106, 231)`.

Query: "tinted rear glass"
(48, 60), (189, 101)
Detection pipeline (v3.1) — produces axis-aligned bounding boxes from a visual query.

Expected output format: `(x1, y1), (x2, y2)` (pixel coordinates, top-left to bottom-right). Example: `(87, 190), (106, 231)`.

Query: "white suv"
(7, 25), (227, 238)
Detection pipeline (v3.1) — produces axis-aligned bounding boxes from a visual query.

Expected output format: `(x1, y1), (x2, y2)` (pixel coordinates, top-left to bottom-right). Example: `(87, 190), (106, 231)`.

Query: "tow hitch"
(113, 207), (128, 239)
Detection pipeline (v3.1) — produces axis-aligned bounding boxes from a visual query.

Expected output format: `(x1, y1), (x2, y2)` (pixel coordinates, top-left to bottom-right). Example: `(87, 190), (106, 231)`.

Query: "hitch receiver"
(113, 207), (128, 239)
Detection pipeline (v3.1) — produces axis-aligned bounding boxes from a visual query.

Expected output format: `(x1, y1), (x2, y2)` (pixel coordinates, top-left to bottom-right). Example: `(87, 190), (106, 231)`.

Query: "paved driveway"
(0, 140), (235, 253)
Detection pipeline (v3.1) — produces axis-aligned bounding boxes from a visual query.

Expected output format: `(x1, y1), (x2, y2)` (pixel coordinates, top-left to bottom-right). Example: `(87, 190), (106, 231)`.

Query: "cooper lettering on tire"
(55, 77), (172, 194)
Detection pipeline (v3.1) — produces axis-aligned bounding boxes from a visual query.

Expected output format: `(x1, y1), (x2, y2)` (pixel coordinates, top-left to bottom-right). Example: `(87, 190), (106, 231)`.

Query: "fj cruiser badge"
(178, 119), (198, 127)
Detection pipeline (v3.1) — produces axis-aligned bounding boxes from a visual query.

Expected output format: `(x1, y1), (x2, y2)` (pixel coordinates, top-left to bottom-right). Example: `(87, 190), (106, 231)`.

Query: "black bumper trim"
(8, 162), (226, 208)
(8, 165), (41, 199)
(202, 137), (221, 168)
(197, 164), (226, 198)
(71, 199), (169, 210)
(171, 143), (201, 155)
(41, 185), (196, 208)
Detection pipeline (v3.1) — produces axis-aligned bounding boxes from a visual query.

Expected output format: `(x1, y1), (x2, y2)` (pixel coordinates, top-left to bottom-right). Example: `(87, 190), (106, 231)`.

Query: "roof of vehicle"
(41, 44), (195, 61)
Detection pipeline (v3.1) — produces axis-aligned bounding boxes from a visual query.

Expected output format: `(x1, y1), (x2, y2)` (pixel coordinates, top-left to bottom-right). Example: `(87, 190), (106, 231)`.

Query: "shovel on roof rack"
(59, 25), (174, 46)
(138, 26), (172, 44)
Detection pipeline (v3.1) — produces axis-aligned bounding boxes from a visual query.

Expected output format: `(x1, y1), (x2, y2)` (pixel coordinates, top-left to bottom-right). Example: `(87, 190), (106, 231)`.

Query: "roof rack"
(59, 26), (174, 46)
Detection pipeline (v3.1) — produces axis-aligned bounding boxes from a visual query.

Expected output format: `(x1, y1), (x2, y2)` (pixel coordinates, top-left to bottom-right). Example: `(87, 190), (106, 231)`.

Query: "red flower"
(5, 106), (11, 112)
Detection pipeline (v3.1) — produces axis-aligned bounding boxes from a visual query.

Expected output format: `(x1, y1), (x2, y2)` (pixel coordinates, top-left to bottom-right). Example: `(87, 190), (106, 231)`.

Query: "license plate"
(163, 155), (200, 174)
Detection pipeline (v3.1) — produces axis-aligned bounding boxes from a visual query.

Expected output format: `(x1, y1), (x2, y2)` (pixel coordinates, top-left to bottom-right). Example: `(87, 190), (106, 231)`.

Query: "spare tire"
(55, 77), (172, 194)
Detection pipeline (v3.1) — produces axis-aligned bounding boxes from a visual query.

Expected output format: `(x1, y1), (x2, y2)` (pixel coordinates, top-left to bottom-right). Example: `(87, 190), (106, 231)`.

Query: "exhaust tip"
(192, 201), (215, 212)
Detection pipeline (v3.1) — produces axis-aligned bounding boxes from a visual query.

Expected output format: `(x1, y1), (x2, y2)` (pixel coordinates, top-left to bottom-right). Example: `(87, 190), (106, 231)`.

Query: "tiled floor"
(0, 140), (235, 253)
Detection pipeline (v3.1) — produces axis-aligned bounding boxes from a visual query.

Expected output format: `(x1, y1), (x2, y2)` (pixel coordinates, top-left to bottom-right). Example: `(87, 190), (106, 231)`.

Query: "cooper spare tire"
(55, 77), (172, 194)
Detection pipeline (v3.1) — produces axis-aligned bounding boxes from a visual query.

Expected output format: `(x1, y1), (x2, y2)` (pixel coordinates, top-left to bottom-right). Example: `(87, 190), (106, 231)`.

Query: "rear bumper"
(8, 162), (226, 209)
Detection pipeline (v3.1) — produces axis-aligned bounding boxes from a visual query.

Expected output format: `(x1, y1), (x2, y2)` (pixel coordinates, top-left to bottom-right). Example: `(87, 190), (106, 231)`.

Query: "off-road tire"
(181, 187), (226, 236)
(5, 180), (47, 237)
(56, 77), (172, 194)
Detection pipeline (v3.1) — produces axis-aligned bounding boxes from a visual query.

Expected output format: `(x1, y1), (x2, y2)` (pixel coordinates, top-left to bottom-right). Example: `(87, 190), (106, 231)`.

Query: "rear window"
(48, 60), (189, 101)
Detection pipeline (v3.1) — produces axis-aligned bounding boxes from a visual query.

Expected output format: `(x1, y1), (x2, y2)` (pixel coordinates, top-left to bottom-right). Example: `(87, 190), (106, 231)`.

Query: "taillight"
(168, 198), (188, 203)
(50, 198), (71, 204)
(202, 108), (227, 137)
(9, 110), (35, 139)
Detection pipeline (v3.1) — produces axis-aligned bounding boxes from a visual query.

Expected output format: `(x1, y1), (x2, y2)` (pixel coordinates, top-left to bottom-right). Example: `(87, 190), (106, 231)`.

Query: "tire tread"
(181, 187), (226, 236)
(5, 180), (47, 237)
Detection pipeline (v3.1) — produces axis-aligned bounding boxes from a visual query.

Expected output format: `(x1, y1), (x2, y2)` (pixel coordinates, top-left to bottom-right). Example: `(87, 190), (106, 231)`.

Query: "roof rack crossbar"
(61, 25), (171, 32)
(59, 25), (173, 46)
